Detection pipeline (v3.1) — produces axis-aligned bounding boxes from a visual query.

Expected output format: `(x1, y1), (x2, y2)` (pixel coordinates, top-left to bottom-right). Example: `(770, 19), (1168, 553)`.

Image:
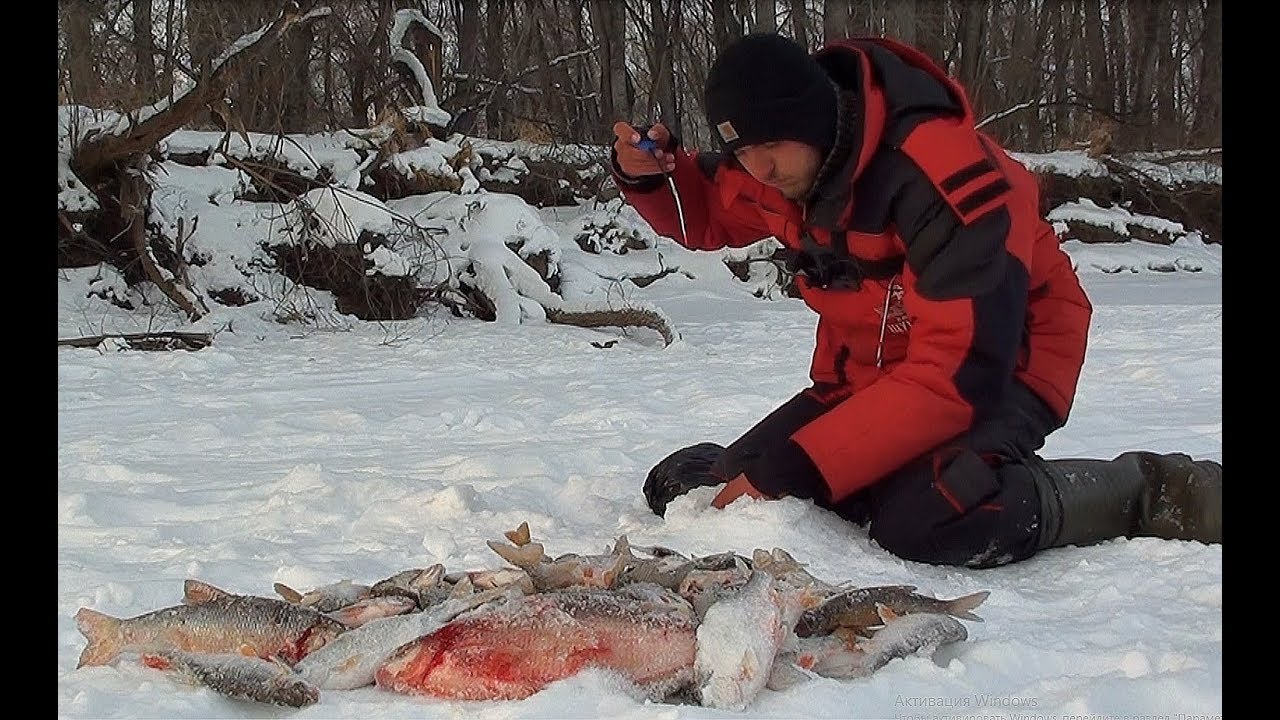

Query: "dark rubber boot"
(1125, 451), (1222, 543)
(1033, 455), (1145, 549)
(1033, 453), (1222, 549)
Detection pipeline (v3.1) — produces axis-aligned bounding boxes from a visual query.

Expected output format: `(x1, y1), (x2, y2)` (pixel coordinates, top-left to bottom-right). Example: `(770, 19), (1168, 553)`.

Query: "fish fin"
(184, 578), (234, 604)
(448, 575), (475, 599)
(945, 590), (991, 622)
(274, 582), (304, 603)
(75, 607), (125, 668)
(487, 539), (545, 569)
(504, 521), (532, 547)
(874, 603), (901, 625)
(612, 535), (632, 557)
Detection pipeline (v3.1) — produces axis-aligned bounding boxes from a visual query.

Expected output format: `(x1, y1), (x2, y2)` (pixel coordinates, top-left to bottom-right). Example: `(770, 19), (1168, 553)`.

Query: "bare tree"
(55, 0), (1223, 157)
(588, 0), (630, 132)
(132, 0), (160, 104)
(485, 0), (508, 136)
(1151, 0), (1178, 147)
(884, 0), (917, 46)
(788, 0), (809, 48)
(956, 1), (989, 112)
(450, 0), (482, 134)
(646, 0), (684, 135)
(1081, 0), (1113, 116)
(60, 0), (101, 105)
(1190, 0), (1221, 147)
(755, 0), (777, 32)
(822, 0), (852, 43)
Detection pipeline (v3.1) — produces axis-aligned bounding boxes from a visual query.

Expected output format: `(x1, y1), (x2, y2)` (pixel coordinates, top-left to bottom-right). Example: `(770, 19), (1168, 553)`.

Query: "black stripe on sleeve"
(956, 178), (1012, 216)
(941, 160), (996, 193)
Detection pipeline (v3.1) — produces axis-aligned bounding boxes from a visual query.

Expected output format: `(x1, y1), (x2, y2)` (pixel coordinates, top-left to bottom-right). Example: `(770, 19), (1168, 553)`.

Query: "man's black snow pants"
(711, 380), (1063, 568)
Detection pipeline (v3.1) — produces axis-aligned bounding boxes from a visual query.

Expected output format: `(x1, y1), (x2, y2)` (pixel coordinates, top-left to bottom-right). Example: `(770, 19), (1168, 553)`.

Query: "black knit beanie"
(704, 33), (837, 155)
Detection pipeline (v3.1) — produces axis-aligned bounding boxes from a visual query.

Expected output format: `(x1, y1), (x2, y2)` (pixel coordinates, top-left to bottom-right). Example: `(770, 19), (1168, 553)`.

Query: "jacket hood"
(802, 38), (967, 226)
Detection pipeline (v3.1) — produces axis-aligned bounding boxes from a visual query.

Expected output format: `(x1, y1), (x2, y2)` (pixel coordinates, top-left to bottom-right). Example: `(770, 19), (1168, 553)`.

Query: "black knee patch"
(870, 448), (1006, 567)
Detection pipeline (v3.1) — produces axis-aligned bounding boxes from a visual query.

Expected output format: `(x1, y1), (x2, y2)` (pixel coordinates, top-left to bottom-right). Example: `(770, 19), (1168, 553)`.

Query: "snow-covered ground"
(58, 122), (1221, 718)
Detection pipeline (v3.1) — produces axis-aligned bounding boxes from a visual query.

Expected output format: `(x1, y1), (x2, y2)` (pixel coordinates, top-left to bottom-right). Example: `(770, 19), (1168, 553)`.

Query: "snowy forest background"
(56, 3), (1221, 715)
(56, 0), (1222, 346)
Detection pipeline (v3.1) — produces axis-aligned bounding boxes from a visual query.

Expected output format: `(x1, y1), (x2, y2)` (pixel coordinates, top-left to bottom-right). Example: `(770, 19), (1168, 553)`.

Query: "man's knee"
(869, 522), (1006, 568)
(868, 448), (1028, 568)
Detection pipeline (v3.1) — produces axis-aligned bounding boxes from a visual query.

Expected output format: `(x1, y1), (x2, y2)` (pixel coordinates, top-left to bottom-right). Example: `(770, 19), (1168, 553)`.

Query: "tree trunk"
(1191, 0), (1221, 147)
(132, 0), (159, 104)
(1011, 0), (1046, 148)
(789, 0), (808, 48)
(61, 0), (100, 105)
(1081, 0), (1112, 116)
(281, 23), (314, 132)
(588, 0), (629, 132)
(161, 0), (179, 101)
(452, 0), (482, 135)
(1152, 0), (1177, 147)
(649, 0), (683, 135)
(885, 0), (917, 46)
(822, 0), (851, 43)
(1130, 1), (1159, 150)
(608, 0), (630, 123)
(570, 0), (599, 139)
(956, 0), (987, 114)
(486, 0), (508, 137)
(712, 0), (733, 53)
(754, 0), (776, 32)
(1047, 0), (1070, 147)
(913, 0), (948, 68)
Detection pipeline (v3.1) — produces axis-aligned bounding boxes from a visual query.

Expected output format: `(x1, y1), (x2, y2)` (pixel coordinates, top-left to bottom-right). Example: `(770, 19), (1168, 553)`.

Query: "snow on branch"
(73, 2), (332, 178)
(390, 9), (451, 127)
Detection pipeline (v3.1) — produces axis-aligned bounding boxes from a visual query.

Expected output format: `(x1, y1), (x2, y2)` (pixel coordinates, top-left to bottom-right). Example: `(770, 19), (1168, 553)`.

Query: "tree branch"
(73, 2), (331, 179)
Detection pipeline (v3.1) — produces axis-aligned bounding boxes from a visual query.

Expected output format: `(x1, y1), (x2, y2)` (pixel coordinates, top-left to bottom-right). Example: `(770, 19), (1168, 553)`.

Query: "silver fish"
(325, 595), (418, 628)
(141, 650), (320, 707)
(795, 585), (989, 637)
(294, 585), (519, 690)
(769, 606), (970, 688)
(368, 564), (447, 609)
(274, 579), (372, 613)
(695, 570), (801, 711)
(76, 582), (346, 668)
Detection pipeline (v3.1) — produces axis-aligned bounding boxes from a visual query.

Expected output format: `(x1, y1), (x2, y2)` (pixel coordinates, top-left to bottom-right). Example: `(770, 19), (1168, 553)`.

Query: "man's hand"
(612, 121), (677, 178)
(644, 442), (726, 516)
(711, 473), (772, 508)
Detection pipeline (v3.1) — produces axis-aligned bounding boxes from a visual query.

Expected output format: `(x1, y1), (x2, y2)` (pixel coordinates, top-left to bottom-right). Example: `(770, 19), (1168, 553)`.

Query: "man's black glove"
(643, 442), (727, 516)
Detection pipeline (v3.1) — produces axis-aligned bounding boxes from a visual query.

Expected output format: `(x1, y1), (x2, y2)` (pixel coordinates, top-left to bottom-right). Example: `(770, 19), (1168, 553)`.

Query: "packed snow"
(58, 130), (1221, 719)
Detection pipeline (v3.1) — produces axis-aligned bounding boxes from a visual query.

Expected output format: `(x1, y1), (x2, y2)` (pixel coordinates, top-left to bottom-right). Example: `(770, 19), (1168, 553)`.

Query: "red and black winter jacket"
(615, 38), (1092, 504)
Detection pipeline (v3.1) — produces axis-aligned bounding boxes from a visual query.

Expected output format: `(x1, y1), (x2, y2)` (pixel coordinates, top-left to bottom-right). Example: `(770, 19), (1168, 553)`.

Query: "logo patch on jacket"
(878, 280), (912, 335)
(716, 121), (739, 142)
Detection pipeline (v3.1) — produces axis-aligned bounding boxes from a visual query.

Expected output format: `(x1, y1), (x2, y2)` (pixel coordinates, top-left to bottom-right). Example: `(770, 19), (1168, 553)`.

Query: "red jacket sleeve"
(614, 150), (777, 251)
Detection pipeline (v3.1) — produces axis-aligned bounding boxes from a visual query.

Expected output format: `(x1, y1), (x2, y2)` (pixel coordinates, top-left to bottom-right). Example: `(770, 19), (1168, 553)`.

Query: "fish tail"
(75, 607), (125, 668)
(945, 590), (990, 621)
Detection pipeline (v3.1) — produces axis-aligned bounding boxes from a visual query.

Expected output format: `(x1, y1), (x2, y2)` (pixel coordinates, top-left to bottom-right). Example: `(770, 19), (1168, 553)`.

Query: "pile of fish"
(73, 523), (990, 709)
